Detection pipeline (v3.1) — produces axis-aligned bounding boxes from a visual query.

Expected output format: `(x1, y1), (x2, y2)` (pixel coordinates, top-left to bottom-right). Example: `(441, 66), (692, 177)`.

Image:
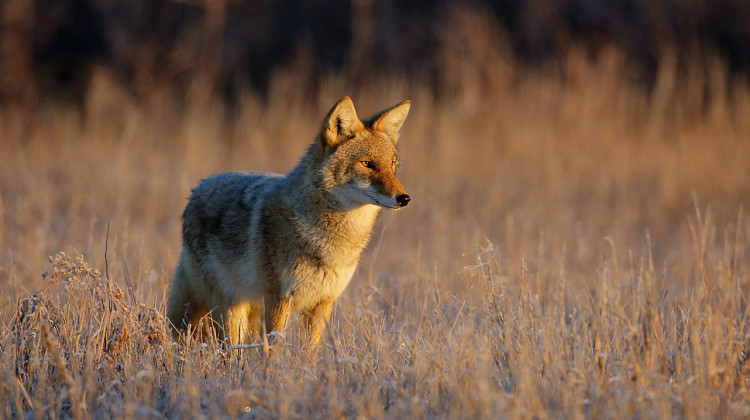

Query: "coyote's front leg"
(304, 299), (334, 350)
(223, 302), (259, 345)
(263, 296), (291, 346)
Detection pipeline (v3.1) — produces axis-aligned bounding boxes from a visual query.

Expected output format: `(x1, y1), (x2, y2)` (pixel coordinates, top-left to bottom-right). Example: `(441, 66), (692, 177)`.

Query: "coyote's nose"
(396, 194), (410, 207)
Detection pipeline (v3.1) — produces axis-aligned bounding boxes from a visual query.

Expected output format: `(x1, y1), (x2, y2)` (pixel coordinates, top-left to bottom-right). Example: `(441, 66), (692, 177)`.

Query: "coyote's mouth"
(363, 191), (400, 209)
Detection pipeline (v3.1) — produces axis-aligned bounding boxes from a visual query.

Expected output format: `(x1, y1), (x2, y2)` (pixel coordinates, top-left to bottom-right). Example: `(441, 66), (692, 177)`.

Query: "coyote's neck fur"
(282, 141), (382, 259)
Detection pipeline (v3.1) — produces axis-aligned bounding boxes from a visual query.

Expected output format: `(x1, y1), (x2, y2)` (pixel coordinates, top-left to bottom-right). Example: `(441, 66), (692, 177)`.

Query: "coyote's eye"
(360, 160), (374, 169)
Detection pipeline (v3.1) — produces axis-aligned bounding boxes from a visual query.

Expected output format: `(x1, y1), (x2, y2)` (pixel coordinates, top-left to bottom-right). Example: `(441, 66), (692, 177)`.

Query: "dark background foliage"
(2, 0), (749, 106)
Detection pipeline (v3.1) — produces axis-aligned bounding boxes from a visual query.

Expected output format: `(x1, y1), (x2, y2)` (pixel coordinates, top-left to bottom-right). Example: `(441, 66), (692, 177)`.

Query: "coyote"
(167, 96), (411, 348)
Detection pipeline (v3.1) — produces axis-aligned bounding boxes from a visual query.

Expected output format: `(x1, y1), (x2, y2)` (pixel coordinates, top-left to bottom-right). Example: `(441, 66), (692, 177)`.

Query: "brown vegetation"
(1, 47), (750, 417)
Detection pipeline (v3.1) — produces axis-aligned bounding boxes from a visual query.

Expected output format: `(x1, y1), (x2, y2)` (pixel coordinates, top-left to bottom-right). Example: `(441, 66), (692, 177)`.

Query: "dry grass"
(1, 51), (750, 418)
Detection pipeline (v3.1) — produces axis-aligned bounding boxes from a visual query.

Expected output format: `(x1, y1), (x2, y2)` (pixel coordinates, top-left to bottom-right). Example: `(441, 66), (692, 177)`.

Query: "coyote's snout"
(167, 96), (412, 349)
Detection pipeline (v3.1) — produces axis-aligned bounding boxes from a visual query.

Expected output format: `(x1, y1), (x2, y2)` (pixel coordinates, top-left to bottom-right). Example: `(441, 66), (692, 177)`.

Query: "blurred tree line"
(1, 0), (749, 108)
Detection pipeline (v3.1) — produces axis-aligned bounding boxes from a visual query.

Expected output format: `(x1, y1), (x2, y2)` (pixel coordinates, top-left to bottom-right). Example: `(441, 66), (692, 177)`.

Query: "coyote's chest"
(288, 260), (358, 309)
(284, 204), (380, 308)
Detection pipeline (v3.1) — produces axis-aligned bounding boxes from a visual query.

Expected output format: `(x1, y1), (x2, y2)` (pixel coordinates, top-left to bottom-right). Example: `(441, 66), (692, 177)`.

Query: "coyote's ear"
(323, 96), (364, 149)
(372, 100), (411, 144)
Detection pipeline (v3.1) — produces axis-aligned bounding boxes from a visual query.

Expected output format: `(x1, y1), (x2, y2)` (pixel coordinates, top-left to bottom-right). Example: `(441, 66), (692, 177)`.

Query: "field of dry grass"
(1, 51), (750, 418)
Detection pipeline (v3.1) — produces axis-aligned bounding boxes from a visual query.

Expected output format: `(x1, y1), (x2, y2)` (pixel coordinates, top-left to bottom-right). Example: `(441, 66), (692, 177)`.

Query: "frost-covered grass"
(1, 55), (750, 418)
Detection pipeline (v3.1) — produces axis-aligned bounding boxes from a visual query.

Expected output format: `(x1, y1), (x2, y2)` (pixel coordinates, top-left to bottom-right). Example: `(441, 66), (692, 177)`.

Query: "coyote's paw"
(266, 331), (286, 347)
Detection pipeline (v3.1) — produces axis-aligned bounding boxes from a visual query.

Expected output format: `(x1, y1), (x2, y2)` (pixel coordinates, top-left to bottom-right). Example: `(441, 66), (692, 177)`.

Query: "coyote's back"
(167, 96), (412, 348)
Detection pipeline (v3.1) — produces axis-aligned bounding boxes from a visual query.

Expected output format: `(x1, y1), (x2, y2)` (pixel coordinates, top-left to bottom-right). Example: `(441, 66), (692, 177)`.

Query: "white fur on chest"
(286, 204), (380, 309)
(286, 263), (358, 310)
(344, 204), (381, 234)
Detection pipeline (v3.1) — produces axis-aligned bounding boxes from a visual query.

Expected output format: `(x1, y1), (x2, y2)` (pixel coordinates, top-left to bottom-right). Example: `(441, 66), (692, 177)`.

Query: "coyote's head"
(319, 97), (411, 211)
